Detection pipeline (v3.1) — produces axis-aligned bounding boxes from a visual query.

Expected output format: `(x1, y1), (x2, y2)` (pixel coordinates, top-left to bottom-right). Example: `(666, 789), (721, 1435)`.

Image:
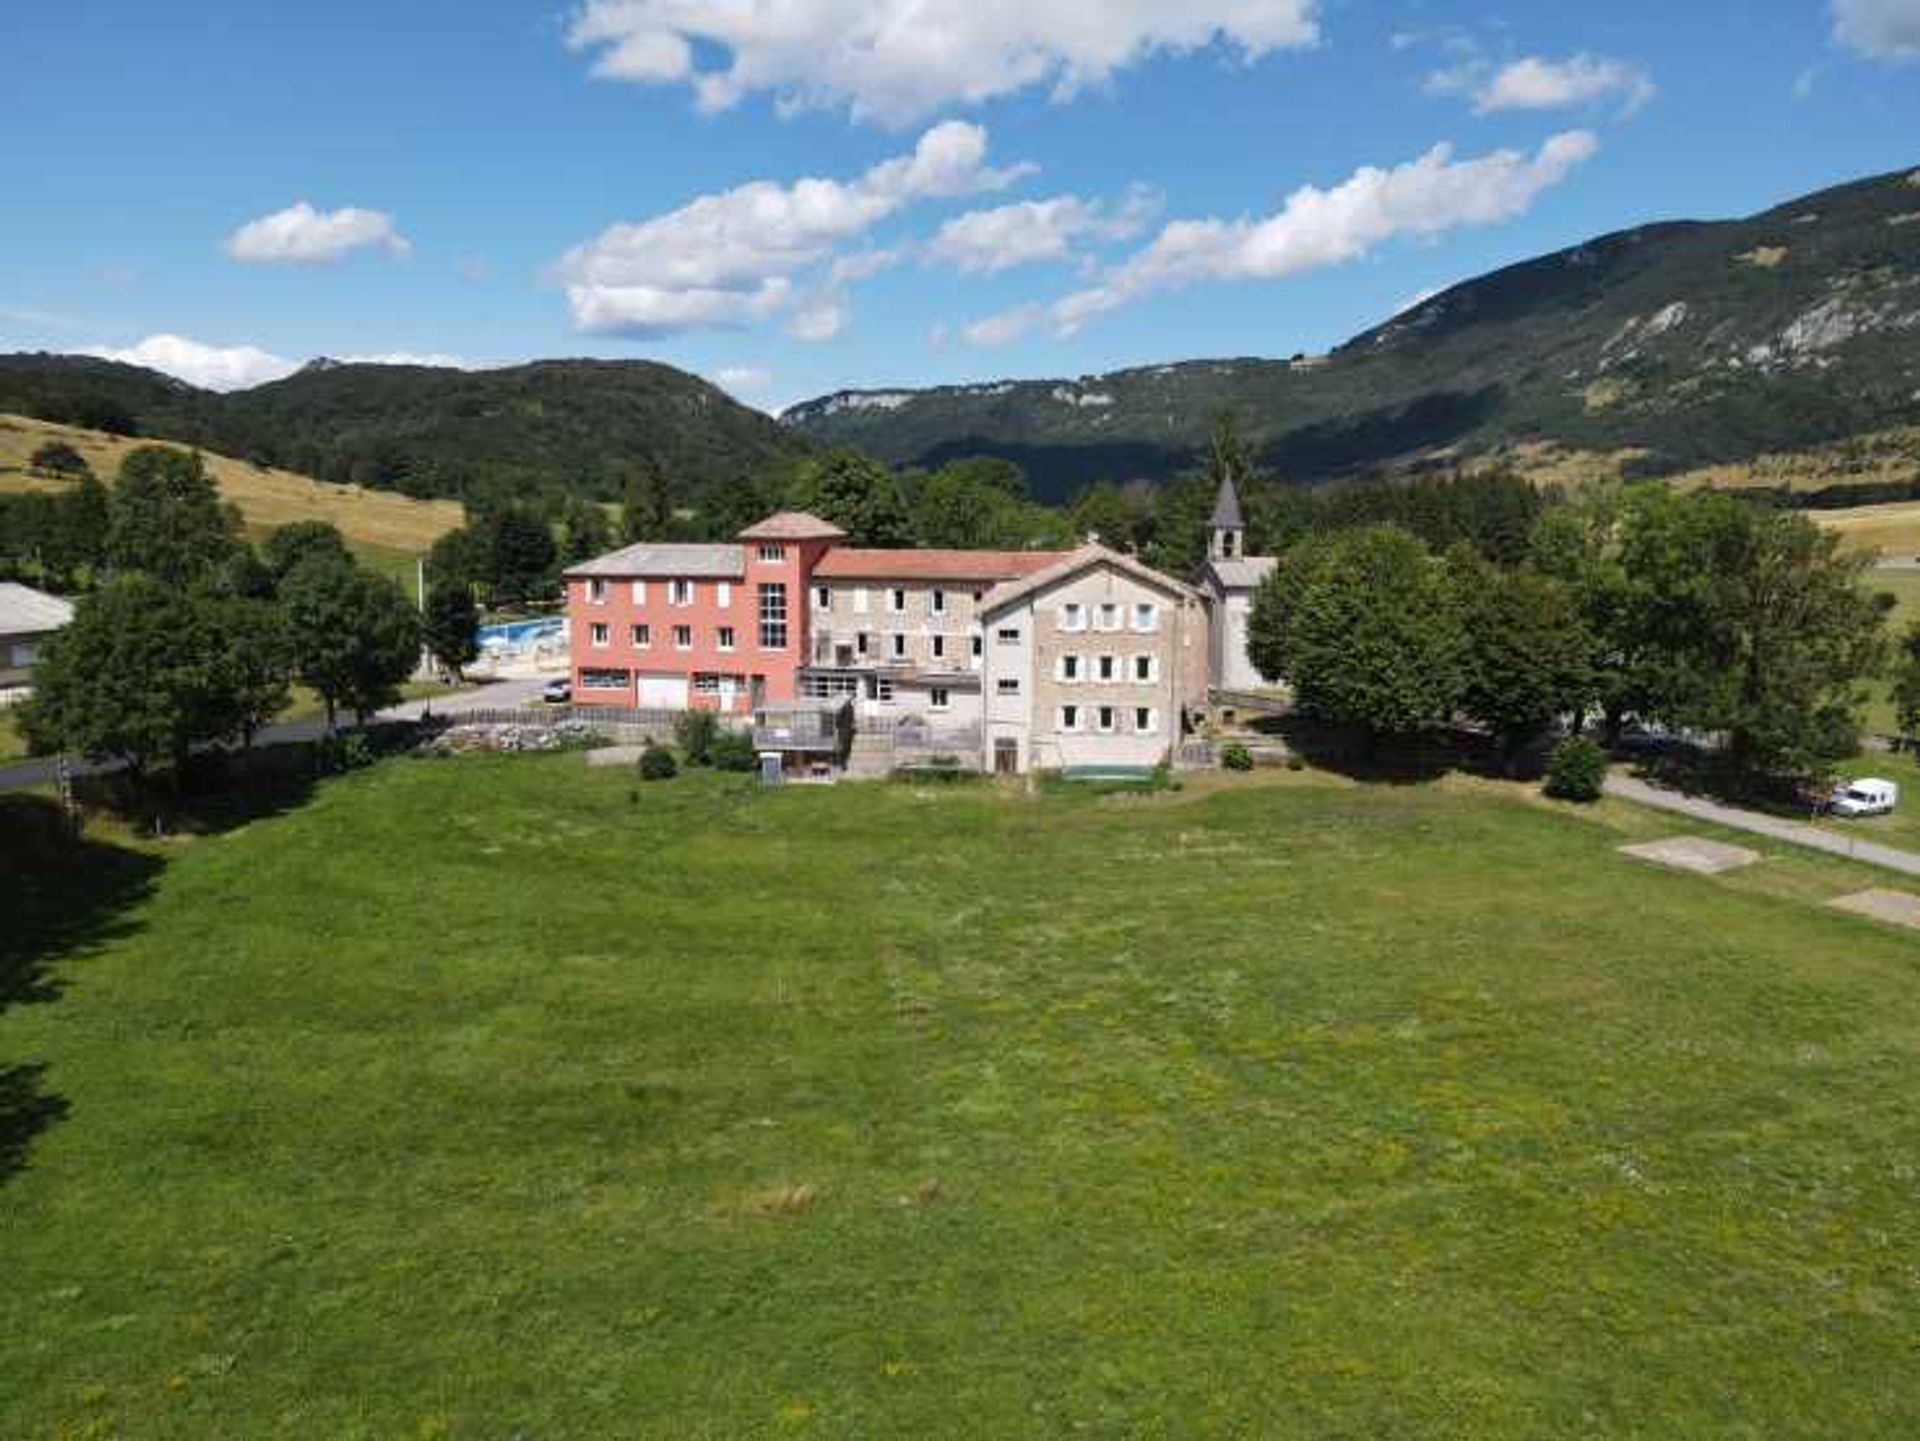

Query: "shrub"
(709, 728), (758, 773)
(1221, 741), (1255, 772)
(1544, 736), (1608, 803)
(673, 710), (719, 766)
(30, 440), (90, 477)
(638, 744), (678, 781)
(1286, 755), (1306, 772)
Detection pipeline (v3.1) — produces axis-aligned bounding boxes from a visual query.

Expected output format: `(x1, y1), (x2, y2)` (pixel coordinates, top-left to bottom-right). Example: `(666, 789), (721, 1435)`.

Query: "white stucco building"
(1191, 475), (1277, 693)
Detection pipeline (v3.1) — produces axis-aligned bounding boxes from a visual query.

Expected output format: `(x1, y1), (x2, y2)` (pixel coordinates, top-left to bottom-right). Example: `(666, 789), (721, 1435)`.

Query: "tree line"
(15, 446), (480, 783)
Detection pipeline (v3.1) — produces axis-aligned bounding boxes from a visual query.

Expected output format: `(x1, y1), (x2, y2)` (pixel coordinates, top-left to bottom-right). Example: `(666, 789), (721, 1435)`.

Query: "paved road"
(1606, 773), (1920, 879)
(0, 676), (550, 795)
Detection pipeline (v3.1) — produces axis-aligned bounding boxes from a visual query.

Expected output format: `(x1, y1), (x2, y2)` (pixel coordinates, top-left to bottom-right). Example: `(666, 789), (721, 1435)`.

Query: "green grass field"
(5, 760), (1920, 1437)
(0, 708), (22, 762)
(1863, 568), (1920, 737)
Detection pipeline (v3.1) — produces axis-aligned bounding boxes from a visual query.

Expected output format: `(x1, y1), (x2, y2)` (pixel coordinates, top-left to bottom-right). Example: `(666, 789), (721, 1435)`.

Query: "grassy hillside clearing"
(5, 759), (1920, 1437)
(0, 413), (463, 556)
(1817, 500), (1920, 558)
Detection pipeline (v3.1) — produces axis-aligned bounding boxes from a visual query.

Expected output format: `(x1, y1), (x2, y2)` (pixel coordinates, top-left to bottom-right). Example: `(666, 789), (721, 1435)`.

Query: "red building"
(563, 512), (844, 714)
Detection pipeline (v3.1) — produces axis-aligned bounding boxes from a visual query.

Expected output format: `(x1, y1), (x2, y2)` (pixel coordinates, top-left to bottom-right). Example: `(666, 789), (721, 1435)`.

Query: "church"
(1191, 473), (1278, 693)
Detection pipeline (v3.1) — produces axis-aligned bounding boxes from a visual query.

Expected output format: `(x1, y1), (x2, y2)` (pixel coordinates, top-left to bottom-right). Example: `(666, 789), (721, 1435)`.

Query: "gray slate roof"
(0, 582), (74, 637)
(1202, 556), (1278, 592)
(1209, 475), (1245, 531)
(564, 542), (745, 580)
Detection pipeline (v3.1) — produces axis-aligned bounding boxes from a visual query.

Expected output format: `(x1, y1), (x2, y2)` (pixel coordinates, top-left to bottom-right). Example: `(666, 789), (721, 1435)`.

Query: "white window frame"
(1058, 654), (1081, 684)
(1059, 602), (1086, 633)
(1097, 705), (1117, 734)
(929, 687), (951, 712)
(1097, 654), (1117, 682)
(890, 587), (908, 614)
(631, 580), (647, 604)
(589, 622), (610, 648)
(673, 624), (693, 652)
(931, 634), (947, 662)
(716, 582), (732, 610)
(813, 585), (832, 611)
(757, 543), (786, 563)
(1059, 704), (1081, 732)
(1135, 707), (1158, 735)
(891, 633), (908, 661)
(587, 579), (608, 605)
(931, 589), (947, 615)
(996, 627), (1021, 646)
(1134, 654), (1157, 683)
(853, 587), (871, 614)
(580, 668), (631, 692)
(631, 624), (651, 650)
(1097, 602), (1121, 632)
(1133, 602), (1159, 633)
(996, 678), (1021, 696)
(717, 626), (736, 653)
(670, 579), (694, 607)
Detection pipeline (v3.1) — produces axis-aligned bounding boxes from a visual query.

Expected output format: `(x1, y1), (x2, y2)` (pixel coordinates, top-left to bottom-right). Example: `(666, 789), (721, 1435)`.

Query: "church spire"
(1208, 473), (1245, 561)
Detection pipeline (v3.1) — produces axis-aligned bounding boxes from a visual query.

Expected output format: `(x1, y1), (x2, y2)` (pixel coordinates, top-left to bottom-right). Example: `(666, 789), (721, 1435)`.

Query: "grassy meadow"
(5, 757), (1920, 1437)
(0, 413), (463, 560)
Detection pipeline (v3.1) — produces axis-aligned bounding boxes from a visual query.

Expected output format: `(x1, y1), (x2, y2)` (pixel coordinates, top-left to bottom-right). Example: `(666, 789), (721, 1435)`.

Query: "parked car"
(1829, 778), (1898, 818)
(541, 678), (572, 705)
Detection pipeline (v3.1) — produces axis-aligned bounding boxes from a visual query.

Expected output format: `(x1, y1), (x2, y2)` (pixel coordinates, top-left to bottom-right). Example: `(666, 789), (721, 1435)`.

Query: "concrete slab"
(1828, 890), (1920, 931)
(1618, 836), (1762, 875)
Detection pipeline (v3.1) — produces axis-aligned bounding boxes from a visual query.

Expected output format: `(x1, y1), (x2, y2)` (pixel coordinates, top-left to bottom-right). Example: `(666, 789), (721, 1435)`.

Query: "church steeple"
(1208, 473), (1245, 562)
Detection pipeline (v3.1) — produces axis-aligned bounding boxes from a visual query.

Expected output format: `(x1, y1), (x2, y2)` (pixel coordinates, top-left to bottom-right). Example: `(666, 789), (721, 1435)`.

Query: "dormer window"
(757, 543), (786, 562)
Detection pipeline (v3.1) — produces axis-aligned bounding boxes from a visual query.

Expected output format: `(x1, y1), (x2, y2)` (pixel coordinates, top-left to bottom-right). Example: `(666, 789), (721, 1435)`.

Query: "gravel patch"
(1828, 890), (1920, 931)
(1619, 836), (1762, 875)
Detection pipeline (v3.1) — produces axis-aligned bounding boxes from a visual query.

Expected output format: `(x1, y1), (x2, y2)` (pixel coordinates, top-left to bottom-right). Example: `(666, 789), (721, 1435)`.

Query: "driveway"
(1605, 773), (1920, 879)
(0, 677), (553, 795)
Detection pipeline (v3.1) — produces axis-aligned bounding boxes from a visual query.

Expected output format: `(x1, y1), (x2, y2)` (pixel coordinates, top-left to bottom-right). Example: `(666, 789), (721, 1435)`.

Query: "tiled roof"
(563, 542), (745, 579)
(0, 582), (74, 637)
(737, 511), (846, 541)
(813, 548), (1070, 583)
(978, 544), (1198, 617)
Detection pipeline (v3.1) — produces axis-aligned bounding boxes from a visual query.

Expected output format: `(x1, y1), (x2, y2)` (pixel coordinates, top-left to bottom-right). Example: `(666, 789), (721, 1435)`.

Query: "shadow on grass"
(1260, 714), (1556, 786)
(0, 793), (165, 1186)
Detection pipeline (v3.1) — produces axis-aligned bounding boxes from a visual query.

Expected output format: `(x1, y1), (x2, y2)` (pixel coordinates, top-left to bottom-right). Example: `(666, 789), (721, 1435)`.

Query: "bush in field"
(673, 709), (719, 766)
(709, 728), (757, 773)
(1544, 736), (1608, 803)
(638, 744), (678, 781)
(1221, 741), (1254, 772)
(30, 440), (90, 477)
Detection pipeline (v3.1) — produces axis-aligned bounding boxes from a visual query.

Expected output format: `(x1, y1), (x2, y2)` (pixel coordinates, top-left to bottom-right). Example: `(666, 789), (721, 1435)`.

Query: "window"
(580, 668), (630, 691)
(931, 589), (947, 615)
(930, 687), (951, 711)
(1060, 705), (1081, 731)
(693, 673), (723, 695)
(1133, 602), (1159, 633)
(757, 543), (786, 562)
(1097, 602), (1121, 632)
(673, 625), (693, 651)
(716, 582), (732, 609)
(631, 624), (651, 649)
(1059, 602), (1086, 632)
(1059, 655), (1082, 683)
(589, 623), (610, 647)
(890, 587), (907, 614)
(1097, 705), (1116, 734)
(758, 583), (789, 649)
(853, 587), (871, 614)
(670, 579), (693, 607)
(891, 633), (908, 660)
(996, 627), (1021, 645)
(856, 632), (872, 657)
(717, 627), (736, 652)
(931, 635), (947, 662)
(872, 677), (895, 702)
(1097, 655), (1117, 682)
(1135, 707), (1158, 734)
(971, 633), (983, 660)
(587, 579), (608, 604)
(996, 678), (1021, 696)
(1134, 654), (1156, 683)
(803, 673), (862, 699)
(814, 585), (832, 611)
(631, 580), (647, 604)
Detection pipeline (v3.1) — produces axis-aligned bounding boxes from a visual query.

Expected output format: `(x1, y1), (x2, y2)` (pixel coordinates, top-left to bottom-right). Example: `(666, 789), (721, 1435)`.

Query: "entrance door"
(718, 675), (742, 711)
(994, 738), (1019, 776)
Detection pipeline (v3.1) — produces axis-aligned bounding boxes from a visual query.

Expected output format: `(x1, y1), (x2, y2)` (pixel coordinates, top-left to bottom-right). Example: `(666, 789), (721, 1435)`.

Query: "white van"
(1830, 778), (1899, 818)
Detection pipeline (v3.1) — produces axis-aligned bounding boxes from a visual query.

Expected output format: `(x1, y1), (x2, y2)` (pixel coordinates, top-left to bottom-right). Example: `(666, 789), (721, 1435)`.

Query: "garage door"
(638, 674), (690, 708)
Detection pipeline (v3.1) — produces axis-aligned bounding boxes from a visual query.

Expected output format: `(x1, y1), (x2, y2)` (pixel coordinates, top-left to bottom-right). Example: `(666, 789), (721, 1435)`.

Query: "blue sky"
(5, 1), (1918, 412)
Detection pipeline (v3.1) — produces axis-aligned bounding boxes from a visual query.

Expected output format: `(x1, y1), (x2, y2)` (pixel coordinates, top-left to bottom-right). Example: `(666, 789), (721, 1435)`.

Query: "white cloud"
(966, 130), (1598, 343)
(337, 352), (473, 369)
(925, 187), (1159, 274)
(566, 0), (1319, 125)
(788, 293), (851, 341)
(223, 202), (412, 264)
(1834, 0), (1920, 60)
(84, 333), (298, 391)
(1431, 53), (1654, 116)
(557, 120), (1030, 337)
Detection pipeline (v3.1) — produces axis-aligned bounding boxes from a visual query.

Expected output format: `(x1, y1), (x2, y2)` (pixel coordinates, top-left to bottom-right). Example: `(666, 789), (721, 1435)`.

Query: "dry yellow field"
(1671, 425), (1920, 495)
(1816, 501), (1920, 559)
(0, 413), (463, 554)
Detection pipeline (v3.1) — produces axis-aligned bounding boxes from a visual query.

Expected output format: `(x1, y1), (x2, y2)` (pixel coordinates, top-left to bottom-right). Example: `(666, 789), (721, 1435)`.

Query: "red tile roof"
(737, 511), (846, 541)
(813, 548), (1072, 583)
